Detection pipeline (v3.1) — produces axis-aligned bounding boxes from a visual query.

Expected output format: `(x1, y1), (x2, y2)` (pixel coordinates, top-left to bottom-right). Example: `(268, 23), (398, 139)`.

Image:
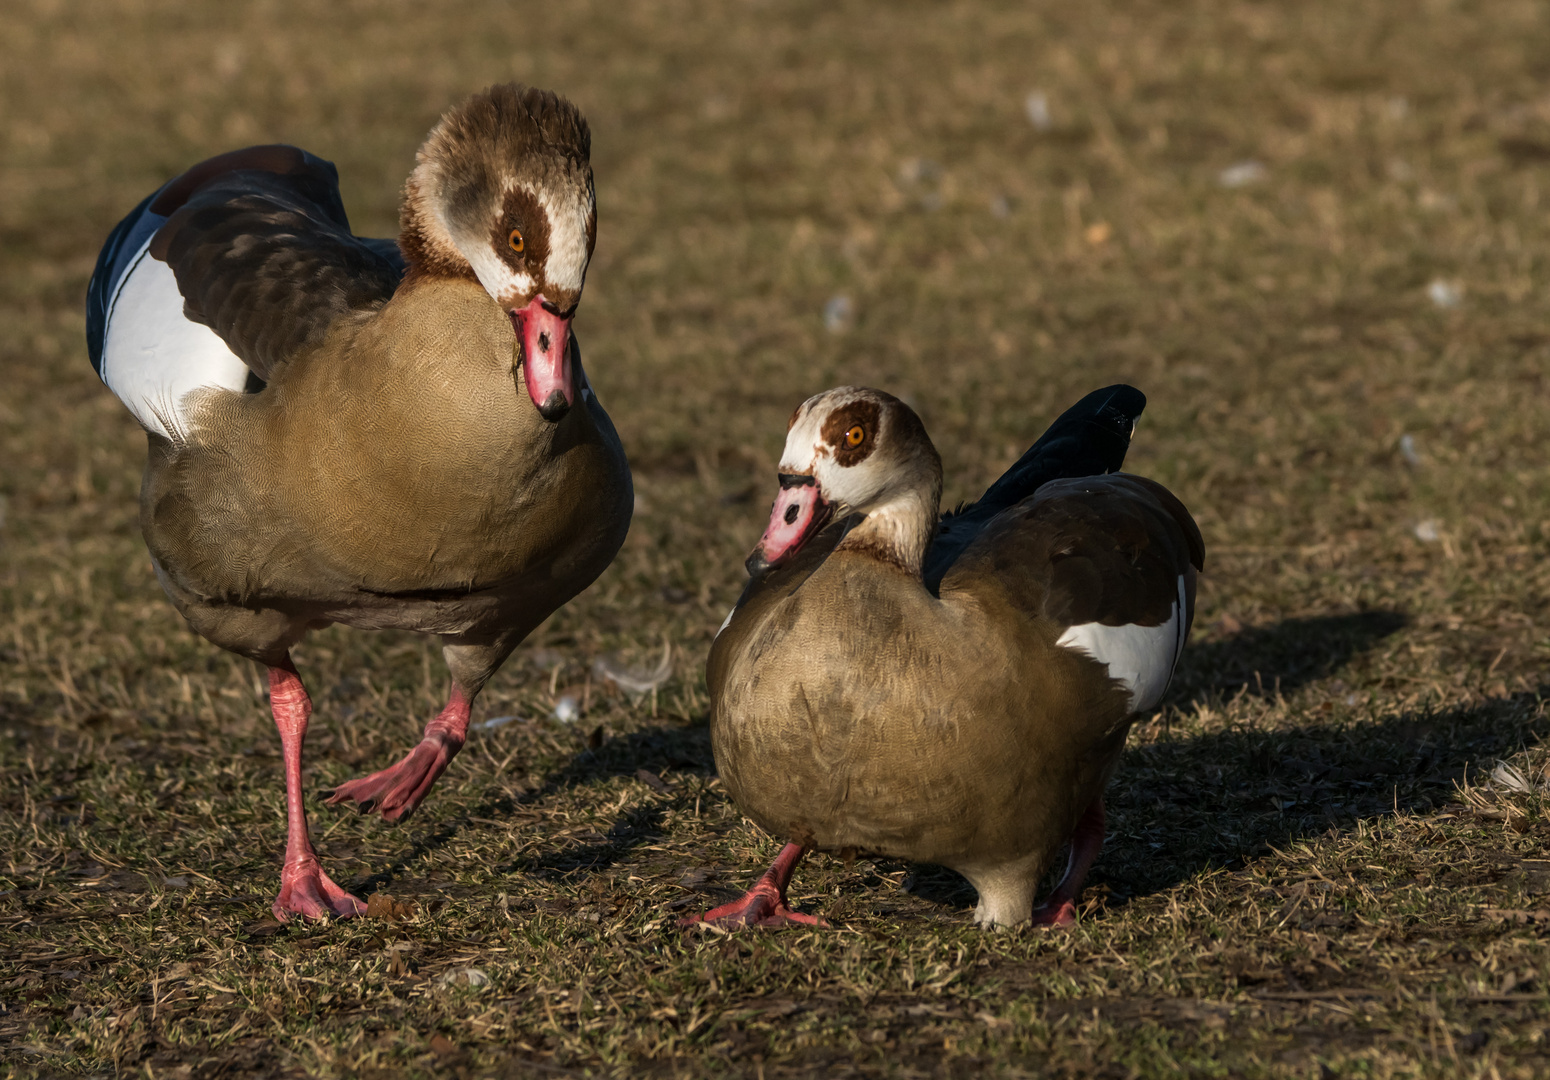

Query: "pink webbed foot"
(1029, 897), (1080, 927)
(324, 736), (459, 822)
(273, 856), (366, 922)
(680, 843), (828, 929)
(1026, 795), (1106, 929)
(324, 691), (470, 822)
(684, 887), (828, 928)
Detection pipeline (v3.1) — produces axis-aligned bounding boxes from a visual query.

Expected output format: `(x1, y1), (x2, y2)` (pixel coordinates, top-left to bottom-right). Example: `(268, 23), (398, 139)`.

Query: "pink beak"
(510, 295), (574, 421)
(746, 475), (831, 575)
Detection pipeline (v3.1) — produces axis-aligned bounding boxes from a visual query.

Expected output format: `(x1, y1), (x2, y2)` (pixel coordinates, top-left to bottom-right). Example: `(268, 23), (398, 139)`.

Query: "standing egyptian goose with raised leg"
(86, 84), (632, 921)
(687, 384), (1202, 929)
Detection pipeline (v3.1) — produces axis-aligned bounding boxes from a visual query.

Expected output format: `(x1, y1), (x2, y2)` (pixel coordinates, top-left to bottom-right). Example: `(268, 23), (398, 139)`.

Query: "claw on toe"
(273, 860), (366, 922)
(681, 887), (828, 930)
(323, 739), (454, 822)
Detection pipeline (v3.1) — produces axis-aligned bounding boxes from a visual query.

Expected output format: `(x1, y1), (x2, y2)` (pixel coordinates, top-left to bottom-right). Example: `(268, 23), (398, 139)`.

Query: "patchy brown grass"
(5, 0), (1550, 1075)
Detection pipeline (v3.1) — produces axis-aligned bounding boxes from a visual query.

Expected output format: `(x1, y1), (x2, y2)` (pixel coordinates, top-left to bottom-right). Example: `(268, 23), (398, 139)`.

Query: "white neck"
(837, 487), (937, 575)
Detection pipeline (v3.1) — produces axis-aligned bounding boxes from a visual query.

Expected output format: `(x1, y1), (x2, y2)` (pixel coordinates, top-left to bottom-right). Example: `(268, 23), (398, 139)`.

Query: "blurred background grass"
(5, 0), (1550, 1076)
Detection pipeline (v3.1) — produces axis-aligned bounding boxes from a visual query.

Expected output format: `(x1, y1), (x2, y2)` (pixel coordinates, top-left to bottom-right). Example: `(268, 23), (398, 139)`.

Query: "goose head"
(400, 83), (596, 421)
(748, 387), (943, 576)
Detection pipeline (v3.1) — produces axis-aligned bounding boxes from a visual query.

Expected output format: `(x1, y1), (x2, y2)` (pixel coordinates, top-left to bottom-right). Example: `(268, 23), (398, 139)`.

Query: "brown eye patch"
(491, 187), (549, 273)
(822, 399), (882, 466)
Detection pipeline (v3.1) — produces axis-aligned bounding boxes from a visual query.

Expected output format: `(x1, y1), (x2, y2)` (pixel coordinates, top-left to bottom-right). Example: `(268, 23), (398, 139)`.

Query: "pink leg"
(268, 659), (366, 921)
(323, 686), (471, 822)
(1031, 797), (1105, 927)
(681, 843), (828, 929)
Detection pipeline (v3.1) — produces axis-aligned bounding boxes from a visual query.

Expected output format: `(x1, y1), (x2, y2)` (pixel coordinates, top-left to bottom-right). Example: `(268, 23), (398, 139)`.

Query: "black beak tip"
(744, 548), (771, 577)
(537, 391), (571, 422)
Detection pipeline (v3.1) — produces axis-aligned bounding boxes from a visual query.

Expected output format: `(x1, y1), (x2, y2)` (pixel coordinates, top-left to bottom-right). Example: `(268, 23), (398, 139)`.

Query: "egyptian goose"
(688, 385), (1202, 928)
(85, 85), (632, 921)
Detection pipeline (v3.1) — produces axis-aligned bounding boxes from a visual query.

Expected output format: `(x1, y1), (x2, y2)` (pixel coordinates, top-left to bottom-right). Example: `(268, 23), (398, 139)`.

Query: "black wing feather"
(145, 145), (405, 380)
(924, 384), (1146, 589)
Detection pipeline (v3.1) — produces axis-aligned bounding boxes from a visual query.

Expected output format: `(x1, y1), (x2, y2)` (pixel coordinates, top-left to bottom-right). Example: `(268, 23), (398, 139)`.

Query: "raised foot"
(274, 857), (366, 922)
(681, 883), (828, 929)
(323, 736), (458, 822)
(1029, 898), (1080, 928)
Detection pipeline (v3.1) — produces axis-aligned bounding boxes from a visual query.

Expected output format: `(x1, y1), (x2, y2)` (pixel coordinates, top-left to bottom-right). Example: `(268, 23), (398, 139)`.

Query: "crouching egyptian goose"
(688, 385), (1202, 928)
(85, 85), (632, 921)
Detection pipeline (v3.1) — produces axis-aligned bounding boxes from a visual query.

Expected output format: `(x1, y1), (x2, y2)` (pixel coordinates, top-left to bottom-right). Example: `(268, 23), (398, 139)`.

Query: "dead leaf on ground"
(636, 768), (670, 793)
(365, 893), (418, 922)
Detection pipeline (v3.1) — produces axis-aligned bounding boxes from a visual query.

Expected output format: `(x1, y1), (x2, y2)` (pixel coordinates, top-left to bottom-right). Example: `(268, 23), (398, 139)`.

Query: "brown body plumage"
(696, 386), (1202, 928)
(89, 84), (629, 920)
(145, 280), (629, 681)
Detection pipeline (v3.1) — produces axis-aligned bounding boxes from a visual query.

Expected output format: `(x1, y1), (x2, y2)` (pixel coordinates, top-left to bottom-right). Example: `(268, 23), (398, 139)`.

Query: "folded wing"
(925, 384), (1145, 589)
(87, 145), (405, 439)
(946, 473), (1205, 713)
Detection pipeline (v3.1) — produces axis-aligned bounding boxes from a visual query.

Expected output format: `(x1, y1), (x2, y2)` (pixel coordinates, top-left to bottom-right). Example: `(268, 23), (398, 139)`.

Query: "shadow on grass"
(904, 688), (1549, 914)
(902, 611), (1546, 914)
(503, 803), (671, 879)
(499, 726), (718, 877)
(546, 722), (717, 787)
(1100, 686), (1549, 900)
(335, 721), (717, 896)
(1168, 610), (1410, 705)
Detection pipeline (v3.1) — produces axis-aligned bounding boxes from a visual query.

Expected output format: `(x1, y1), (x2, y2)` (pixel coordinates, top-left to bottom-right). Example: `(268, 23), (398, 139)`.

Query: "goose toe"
(324, 738), (457, 822)
(273, 856), (366, 922)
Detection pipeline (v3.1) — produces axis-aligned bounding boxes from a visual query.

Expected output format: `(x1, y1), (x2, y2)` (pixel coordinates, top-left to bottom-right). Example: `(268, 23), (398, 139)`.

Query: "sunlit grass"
(4, 0), (1550, 1075)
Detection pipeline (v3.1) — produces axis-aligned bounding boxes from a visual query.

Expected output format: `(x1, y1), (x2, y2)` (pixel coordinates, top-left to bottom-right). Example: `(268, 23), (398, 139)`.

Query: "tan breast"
(141, 277), (631, 636)
(708, 550), (1132, 872)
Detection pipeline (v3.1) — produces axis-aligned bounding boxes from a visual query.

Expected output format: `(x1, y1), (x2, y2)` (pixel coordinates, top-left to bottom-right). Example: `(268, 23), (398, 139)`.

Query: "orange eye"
(845, 424), (865, 447)
(508, 228), (525, 253)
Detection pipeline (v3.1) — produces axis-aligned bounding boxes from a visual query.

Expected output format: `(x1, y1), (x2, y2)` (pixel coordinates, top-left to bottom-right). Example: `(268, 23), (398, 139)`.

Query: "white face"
(533, 182), (593, 298)
(752, 385), (939, 571)
(460, 225), (536, 308)
(421, 175), (593, 311)
(463, 179), (595, 309)
(779, 387), (901, 514)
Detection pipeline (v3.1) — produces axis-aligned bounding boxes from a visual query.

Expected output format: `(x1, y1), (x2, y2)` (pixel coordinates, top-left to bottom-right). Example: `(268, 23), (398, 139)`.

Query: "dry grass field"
(5, 0), (1550, 1075)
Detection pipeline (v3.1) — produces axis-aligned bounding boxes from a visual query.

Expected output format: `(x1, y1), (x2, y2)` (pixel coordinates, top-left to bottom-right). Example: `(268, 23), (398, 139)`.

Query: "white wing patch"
(1056, 575), (1188, 713)
(100, 240), (250, 441)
